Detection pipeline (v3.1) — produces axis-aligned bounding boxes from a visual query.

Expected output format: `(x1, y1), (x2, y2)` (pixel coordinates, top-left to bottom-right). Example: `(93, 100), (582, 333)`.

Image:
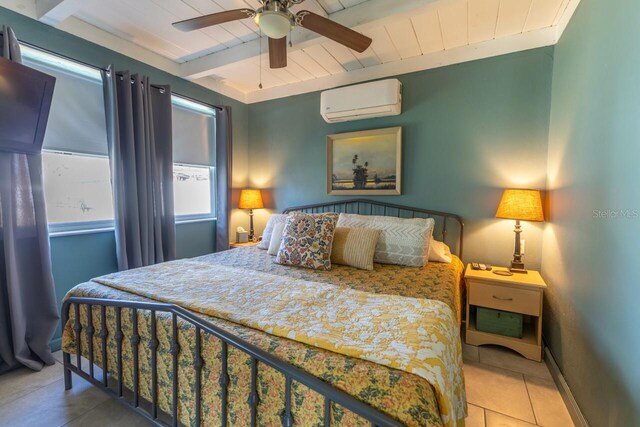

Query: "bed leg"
(63, 352), (72, 390)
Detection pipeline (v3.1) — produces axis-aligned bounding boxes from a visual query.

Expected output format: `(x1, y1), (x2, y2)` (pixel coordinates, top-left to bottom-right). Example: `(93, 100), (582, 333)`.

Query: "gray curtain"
(215, 106), (232, 252)
(102, 66), (176, 271)
(0, 26), (59, 373)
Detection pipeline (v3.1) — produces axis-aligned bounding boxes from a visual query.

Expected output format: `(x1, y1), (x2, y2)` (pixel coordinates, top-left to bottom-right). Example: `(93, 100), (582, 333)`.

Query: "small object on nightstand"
(493, 270), (514, 276)
(471, 262), (492, 271)
(465, 264), (547, 361)
(236, 226), (249, 243)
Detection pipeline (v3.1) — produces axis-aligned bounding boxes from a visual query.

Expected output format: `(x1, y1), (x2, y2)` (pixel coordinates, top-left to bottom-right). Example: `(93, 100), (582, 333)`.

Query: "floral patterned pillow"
(275, 212), (339, 270)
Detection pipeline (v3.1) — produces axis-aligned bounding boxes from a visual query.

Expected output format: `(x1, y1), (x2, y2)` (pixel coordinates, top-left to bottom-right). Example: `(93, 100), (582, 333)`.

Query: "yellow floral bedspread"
(92, 260), (466, 426)
(197, 247), (465, 324)
(63, 248), (466, 426)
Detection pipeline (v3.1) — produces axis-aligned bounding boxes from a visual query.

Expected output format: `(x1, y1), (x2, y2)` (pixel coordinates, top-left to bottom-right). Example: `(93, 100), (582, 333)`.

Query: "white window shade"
(172, 102), (216, 166)
(22, 50), (108, 156)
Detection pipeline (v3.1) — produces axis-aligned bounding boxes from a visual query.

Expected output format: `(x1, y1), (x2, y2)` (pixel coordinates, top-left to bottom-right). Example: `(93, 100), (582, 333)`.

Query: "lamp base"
(509, 261), (528, 274)
(510, 221), (528, 273)
(249, 209), (255, 241)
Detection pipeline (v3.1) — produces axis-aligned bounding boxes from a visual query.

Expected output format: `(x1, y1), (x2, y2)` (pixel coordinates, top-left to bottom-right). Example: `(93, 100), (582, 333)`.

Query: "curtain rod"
(12, 38), (224, 112)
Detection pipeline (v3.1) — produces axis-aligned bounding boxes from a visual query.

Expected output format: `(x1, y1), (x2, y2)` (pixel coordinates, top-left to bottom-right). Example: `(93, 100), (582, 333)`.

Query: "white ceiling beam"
(55, 17), (248, 102)
(180, 0), (440, 79)
(245, 26), (559, 103)
(36, 0), (85, 26)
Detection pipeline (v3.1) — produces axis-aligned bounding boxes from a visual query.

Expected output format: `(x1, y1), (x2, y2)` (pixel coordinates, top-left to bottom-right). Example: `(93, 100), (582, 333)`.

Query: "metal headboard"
(283, 199), (464, 258)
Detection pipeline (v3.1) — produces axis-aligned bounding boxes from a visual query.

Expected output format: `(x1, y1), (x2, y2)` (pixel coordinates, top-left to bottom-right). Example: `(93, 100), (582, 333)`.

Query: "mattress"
(62, 247), (465, 426)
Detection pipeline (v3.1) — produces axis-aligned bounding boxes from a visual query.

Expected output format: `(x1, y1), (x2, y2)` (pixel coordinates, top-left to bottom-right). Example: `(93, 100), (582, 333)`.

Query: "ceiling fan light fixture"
(255, 11), (292, 39)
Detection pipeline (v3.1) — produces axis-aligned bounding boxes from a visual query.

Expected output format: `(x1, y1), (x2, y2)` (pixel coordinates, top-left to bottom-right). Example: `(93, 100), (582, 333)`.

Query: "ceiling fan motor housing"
(255, 0), (294, 39)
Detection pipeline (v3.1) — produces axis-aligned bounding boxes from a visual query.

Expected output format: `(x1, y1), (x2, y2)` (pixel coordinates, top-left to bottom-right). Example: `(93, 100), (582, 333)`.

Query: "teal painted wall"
(49, 222), (215, 349)
(0, 7), (233, 348)
(248, 48), (554, 268)
(542, 0), (640, 425)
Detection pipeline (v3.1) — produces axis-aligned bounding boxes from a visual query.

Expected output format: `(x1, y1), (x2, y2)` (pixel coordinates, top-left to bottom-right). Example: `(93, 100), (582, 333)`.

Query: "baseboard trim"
(544, 346), (589, 427)
(50, 337), (62, 352)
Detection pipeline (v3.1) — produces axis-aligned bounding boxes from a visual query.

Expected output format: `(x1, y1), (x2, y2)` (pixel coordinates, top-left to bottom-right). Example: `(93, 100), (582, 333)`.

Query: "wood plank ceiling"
(3, 0), (581, 103)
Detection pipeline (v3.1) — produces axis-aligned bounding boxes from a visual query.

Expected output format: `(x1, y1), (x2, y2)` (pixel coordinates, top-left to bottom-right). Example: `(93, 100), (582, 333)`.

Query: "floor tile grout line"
(49, 378), (112, 427)
(471, 403), (539, 425)
(59, 398), (114, 427)
(0, 369), (63, 410)
(466, 366), (540, 425)
(0, 377), (109, 427)
(468, 357), (553, 382)
(523, 375), (540, 426)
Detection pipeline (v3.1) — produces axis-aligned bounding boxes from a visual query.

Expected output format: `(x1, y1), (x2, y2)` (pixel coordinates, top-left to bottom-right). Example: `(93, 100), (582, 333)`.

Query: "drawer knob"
(493, 295), (514, 301)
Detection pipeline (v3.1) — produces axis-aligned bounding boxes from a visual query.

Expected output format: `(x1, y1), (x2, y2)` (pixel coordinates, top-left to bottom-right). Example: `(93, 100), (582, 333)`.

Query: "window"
(173, 164), (214, 218)
(21, 45), (113, 233)
(21, 45), (217, 231)
(42, 151), (114, 226)
(171, 96), (217, 220)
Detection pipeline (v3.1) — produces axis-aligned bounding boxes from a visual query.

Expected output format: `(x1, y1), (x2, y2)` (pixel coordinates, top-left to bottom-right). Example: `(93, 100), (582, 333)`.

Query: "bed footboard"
(62, 297), (402, 427)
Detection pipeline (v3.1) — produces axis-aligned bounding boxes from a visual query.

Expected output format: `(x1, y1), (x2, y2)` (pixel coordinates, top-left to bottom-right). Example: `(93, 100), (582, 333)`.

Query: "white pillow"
(257, 213), (288, 250)
(267, 222), (286, 256)
(429, 239), (452, 263)
(337, 214), (435, 267)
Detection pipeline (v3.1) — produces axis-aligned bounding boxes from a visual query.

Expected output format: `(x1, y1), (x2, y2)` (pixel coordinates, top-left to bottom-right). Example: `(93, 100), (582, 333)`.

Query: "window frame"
(173, 162), (217, 224)
(170, 94), (218, 224)
(43, 150), (116, 235)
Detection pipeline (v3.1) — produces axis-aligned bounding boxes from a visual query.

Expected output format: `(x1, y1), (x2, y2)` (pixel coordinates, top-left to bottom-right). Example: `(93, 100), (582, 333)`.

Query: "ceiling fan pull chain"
(259, 28), (263, 89)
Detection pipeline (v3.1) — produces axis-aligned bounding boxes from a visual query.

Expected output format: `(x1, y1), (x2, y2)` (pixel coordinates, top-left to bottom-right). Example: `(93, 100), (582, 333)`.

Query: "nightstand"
(464, 265), (547, 361)
(229, 241), (258, 249)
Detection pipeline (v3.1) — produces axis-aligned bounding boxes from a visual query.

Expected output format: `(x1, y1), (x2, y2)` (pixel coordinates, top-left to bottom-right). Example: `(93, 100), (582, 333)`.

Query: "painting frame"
(327, 126), (402, 196)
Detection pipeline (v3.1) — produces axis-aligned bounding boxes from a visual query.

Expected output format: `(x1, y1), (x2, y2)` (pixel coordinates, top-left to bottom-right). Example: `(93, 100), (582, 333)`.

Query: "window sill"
(176, 217), (217, 225)
(49, 226), (115, 238)
(49, 218), (216, 237)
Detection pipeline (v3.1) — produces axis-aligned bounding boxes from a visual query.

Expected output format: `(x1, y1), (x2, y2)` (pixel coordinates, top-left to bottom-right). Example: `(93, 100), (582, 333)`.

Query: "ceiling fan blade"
(295, 11), (372, 53)
(173, 9), (255, 32)
(269, 37), (287, 69)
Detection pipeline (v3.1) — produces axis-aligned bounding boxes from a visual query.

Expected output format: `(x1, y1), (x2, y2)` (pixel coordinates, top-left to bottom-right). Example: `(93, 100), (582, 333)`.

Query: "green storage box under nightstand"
(476, 307), (523, 338)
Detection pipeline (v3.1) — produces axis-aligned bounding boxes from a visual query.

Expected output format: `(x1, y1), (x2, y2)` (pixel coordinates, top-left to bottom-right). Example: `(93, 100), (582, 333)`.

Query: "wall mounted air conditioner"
(320, 79), (402, 123)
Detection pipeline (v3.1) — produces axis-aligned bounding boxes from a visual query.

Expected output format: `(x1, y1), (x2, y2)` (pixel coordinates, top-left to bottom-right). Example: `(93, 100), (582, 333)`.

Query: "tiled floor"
(462, 343), (574, 427)
(0, 345), (574, 427)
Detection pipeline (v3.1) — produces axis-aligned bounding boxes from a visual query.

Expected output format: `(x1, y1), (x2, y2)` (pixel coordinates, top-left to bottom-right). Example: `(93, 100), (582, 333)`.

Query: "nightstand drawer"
(469, 281), (540, 316)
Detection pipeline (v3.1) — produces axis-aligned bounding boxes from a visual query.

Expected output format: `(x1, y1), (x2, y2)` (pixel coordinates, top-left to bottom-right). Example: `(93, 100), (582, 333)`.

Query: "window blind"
(171, 99), (216, 166)
(21, 46), (216, 165)
(22, 48), (108, 156)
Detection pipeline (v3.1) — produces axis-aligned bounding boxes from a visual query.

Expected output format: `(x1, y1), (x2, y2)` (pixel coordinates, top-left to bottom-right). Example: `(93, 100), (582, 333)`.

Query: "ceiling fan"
(172, 0), (373, 69)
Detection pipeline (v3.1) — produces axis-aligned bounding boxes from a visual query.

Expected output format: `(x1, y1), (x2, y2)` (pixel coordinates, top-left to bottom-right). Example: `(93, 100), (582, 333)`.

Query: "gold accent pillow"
(331, 227), (381, 271)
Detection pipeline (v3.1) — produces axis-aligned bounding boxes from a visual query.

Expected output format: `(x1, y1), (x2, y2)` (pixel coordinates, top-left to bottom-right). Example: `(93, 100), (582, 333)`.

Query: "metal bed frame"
(62, 199), (464, 427)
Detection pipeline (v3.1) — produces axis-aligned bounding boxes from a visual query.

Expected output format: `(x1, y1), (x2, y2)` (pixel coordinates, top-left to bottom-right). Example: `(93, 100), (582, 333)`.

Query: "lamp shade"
(496, 189), (544, 222)
(238, 189), (264, 210)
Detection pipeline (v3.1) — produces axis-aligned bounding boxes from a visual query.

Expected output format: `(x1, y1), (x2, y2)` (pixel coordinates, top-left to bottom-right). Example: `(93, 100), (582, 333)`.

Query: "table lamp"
(496, 189), (544, 273)
(239, 189), (264, 241)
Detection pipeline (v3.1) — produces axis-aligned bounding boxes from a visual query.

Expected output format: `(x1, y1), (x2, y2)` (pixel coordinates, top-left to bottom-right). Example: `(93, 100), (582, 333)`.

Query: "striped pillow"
(331, 227), (381, 271)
